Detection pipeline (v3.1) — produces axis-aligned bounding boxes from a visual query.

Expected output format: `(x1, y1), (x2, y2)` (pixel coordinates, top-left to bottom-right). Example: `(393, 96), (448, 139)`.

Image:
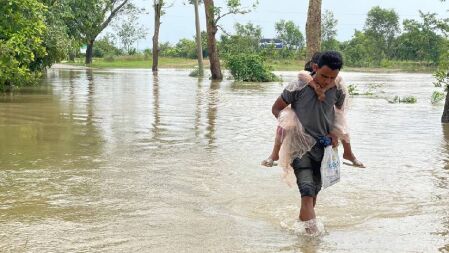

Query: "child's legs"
(270, 126), (284, 161)
(342, 139), (355, 159)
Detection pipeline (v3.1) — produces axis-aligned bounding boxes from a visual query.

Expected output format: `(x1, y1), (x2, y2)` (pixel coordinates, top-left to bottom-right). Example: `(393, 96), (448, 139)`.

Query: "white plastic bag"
(320, 146), (341, 189)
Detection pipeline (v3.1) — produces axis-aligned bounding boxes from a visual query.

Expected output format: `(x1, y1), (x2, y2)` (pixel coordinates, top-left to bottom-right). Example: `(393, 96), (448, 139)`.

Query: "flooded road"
(0, 68), (448, 252)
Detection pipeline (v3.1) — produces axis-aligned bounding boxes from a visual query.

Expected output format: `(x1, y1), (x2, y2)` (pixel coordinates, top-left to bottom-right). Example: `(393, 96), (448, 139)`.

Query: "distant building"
(259, 38), (284, 49)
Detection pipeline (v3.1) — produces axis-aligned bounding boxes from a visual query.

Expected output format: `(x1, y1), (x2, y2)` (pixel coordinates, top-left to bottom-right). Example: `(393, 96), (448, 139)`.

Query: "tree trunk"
(152, 2), (162, 72)
(194, 0), (204, 76)
(85, 40), (94, 65)
(442, 91), (449, 123)
(305, 0), (322, 62)
(204, 0), (222, 80)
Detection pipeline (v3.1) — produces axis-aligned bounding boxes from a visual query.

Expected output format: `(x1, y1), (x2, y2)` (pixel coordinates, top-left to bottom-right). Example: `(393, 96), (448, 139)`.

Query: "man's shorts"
(291, 145), (324, 197)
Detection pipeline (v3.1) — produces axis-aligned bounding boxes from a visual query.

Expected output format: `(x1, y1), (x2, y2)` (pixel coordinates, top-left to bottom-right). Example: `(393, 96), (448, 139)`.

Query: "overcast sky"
(110, 0), (448, 49)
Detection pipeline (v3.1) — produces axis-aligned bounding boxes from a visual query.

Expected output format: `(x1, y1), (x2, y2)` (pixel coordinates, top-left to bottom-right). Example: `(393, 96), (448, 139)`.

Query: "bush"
(1, 0), (47, 90)
(431, 91), (445, 104)
(347, 84), (360, 95)
(388, 95), (417, 104)
(94, 37), (122, 57)
(224, 54), (279, 82)
(189, 67), (203, 77)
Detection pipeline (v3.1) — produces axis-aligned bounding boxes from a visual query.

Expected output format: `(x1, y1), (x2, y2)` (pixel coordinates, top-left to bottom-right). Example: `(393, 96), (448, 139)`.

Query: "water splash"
(280, 218), (326, 237)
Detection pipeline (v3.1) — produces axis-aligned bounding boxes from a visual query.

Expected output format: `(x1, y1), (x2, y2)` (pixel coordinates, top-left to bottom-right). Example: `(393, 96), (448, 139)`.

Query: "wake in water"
(280, 218), (326, 237)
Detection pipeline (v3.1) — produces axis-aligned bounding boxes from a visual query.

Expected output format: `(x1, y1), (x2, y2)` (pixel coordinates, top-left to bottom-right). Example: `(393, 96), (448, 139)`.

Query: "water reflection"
(193, 78), (203, 140)
(206, 81), (219, 147)
(442, 124), (449, 165)
(0, 69), (104, 224)
(279, 237), (321, 253)
(152, 74), (161, 141)
(438, 124), (449, 251)
(1, 69), (449, 252)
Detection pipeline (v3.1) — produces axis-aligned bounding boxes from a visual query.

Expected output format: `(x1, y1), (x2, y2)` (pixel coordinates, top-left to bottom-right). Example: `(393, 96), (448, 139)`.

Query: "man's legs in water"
(293, 154), (322, 234)
(299, 196), (316, 221)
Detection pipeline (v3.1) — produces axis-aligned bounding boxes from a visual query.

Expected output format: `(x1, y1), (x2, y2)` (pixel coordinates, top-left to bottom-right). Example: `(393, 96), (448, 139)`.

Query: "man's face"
(312, 64), (340, 88)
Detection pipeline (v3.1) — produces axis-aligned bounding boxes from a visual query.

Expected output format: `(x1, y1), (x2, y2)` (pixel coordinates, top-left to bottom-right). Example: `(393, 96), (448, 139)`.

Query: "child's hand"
(316, 87), (326, 101)
(297, 71), (326, 101)
(310, 81), (326, 101)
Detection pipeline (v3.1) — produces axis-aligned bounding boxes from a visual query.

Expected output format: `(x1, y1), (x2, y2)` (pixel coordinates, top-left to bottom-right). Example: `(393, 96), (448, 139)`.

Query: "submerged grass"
(64, 56), (436, 73)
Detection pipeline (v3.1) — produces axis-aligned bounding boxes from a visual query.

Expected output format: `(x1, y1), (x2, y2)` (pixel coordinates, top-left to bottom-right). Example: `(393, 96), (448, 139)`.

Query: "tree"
(321, 9), (339, 51)
(93, 35), (122, 57)
(275, 20), (304, 50)
(204, 0), (222, 80)
(152, 0), (164, 72)
(204, 0), (256, 80)
(0, 0), (47, 91)
(306, 0), (322, 61)
(435, 0), (449, 123)
(191, 0), (204, 76)
(115, 14), (147, 54)
(234, 22), (262, 39)
(364, 6), (400, 60)
(65, 0), (135, 64)
(39, 0), (72, 68)
(392, 12), (444, 63)
(340, 30), (375, 67)
(219, 22), (262, 56)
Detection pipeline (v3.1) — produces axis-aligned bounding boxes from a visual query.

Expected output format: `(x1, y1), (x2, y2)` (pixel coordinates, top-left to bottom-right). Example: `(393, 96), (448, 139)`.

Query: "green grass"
(69, 56), (203, 69)
(64, 56), (436, 73)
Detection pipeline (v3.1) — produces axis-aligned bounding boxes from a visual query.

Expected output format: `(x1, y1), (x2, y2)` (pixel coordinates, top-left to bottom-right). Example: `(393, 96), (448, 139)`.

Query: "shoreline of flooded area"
(1, 68), (448, 252)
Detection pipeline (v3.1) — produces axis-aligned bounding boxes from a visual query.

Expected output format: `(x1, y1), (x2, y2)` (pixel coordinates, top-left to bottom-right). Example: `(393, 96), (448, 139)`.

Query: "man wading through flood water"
(271, 51), (345, 233)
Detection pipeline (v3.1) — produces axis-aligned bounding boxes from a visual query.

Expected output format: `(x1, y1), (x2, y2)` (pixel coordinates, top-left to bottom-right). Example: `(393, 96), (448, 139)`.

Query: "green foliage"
(275, 20), (304, 50)
(175, 39), (197, 58)
(189, 67), (201, 77)
(224, 54), (278, 82)
(219, 22), (262, 56)
(341, 30), (378, 67)
(347, 83), (384, 96)
(388, 95), (417, 104)
(213, 0), (256, 25)
(392, 12), (444, 62)
(364, 6), (400, 58)
(64, 0), (137, 63)
(0, 0), (47, 90)
(433, 70), (449, 89)
(234, 22), (262, 39)
(431, 91), (445, 104)
(321, 10), (339, 51)
(39, 1), (72, 68)
(114, 13), (147, 55)
(94, 36), (122, 57)
(347, 84), (360, 95)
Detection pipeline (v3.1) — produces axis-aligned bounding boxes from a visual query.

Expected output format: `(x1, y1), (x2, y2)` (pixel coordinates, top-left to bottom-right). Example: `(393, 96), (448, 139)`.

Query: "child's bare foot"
(261, 155), (278, 167)
(343, 153), (365, 168)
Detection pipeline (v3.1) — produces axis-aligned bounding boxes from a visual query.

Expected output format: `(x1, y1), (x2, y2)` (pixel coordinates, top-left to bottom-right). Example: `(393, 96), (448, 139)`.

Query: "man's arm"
(272, 96), (288, 118)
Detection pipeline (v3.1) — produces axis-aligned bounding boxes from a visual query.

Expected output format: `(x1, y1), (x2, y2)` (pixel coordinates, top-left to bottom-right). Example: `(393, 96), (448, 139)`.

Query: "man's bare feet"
(303, 219), (319, 235)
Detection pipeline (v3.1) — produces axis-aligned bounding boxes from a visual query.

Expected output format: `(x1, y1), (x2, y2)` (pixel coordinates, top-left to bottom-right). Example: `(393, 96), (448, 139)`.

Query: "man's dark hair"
(317, 51), (343, 70)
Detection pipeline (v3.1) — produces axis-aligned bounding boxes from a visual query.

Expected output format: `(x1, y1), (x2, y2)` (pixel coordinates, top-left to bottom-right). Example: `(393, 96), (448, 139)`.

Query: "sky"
(109, 0), (449, 50)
